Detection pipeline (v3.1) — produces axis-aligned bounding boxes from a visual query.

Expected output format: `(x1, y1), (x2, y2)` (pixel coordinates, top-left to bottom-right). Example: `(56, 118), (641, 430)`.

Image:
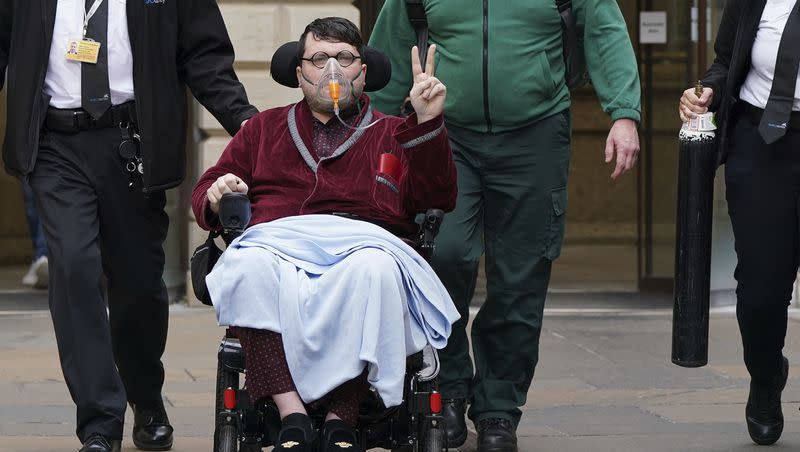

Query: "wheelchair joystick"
(420, 209), (444, 256)
(219, 192), (252, 242)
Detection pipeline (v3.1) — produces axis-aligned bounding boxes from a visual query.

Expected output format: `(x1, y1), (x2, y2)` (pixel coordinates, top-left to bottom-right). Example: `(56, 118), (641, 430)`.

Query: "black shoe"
(79, 434), (121, 452)
(131, 400), (174, 451)
(274, 413), (317, 452)
(476, 418), (517, 452)
(442, 398), (468, 448)
(746, 356), (789, 446)
(319, 419), (360, 452)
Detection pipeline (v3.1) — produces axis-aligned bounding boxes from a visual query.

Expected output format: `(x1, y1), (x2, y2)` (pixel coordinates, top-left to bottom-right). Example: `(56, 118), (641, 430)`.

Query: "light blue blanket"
(206, 214), (460, 407)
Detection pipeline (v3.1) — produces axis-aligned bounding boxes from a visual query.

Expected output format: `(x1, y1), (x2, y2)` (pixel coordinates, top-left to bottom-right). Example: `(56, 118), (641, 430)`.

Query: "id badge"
(65, 38), (101, 64)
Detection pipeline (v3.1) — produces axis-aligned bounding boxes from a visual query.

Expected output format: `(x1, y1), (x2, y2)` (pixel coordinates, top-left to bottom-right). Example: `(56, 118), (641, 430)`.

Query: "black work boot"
(746, 356), (789, 446)
(476, 418), (517, 452)
(442, 398), (468, 448)
(274, 413), (317, 452)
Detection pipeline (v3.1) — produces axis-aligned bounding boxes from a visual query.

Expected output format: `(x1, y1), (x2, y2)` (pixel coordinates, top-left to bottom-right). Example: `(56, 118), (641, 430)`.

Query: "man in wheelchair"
(191, 17), (459, 452)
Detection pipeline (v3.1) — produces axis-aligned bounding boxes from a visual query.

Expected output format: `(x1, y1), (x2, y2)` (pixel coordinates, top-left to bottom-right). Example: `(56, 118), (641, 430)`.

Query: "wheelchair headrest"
(270, 41), (392, 92)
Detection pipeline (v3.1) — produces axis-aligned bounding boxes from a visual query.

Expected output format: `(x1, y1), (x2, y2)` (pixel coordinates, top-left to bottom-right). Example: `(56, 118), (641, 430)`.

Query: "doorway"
(0, 89), (32, 267)
(636, 0), (726, 291)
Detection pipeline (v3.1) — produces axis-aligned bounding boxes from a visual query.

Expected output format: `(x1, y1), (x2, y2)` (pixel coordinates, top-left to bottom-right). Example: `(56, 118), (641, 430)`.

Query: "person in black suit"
(680, 0), (800, 446)
(0, 1), (258, 451)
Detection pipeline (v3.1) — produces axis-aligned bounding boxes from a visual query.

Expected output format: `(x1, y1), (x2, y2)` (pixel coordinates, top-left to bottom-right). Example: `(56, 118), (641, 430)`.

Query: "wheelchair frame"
(206, 193), (450, 451)
(212, 329), (448, 451)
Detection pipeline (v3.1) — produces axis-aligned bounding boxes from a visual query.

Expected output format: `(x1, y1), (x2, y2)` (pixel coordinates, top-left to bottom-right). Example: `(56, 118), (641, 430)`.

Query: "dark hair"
(297, 17), (364, 61)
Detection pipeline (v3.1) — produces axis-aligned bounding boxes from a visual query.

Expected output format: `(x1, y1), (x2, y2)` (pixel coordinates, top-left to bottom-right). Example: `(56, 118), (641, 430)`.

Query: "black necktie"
(759, 1), (800, 144)
(81, 0), (112, 119)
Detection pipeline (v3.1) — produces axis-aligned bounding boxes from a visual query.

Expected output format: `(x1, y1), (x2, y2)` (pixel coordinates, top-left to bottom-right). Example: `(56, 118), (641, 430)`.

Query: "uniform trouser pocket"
(543, 187), (567, 261)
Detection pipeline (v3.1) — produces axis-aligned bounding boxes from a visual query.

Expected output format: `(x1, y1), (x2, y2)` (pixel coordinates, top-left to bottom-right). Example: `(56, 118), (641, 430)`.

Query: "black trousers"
(29, 126), (170, 442)
(725, 111), (800, 386)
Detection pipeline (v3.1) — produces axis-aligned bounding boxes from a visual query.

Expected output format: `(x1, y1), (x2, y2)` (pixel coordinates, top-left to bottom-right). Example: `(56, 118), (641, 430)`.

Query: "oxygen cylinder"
(672, 84), (718, 368)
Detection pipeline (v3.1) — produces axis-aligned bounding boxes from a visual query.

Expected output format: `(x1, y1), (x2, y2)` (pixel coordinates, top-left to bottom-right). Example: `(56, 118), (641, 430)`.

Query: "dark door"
(636, 0), (725, 291)
(354, 0), (386, 42)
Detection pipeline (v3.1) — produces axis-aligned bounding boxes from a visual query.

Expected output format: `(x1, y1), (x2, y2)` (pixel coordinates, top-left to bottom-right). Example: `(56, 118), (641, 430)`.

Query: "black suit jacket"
(0, 0), (259, 192)
(701, 0), (767, 165)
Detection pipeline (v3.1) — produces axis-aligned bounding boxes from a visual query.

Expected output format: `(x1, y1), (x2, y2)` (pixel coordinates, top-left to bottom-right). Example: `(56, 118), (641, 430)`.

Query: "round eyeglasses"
(301, 50), (362, 69)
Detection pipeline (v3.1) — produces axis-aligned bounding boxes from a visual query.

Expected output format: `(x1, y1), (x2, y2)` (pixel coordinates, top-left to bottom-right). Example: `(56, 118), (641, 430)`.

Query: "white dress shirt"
(44, 0), (135, 108)
(740, 0), (800, 111)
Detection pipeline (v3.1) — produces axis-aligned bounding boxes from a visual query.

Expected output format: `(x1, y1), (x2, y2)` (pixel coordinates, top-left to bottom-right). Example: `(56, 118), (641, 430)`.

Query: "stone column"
(185, 0), (360, 304)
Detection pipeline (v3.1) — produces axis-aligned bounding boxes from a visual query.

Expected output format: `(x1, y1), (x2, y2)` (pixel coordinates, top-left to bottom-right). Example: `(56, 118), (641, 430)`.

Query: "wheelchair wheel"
(217, 425), (263, 452)
(214, 361), (240, 451)
(217, 424), (238, 452)
(215, 361), (240, 414)
(423, 424), (447, 452)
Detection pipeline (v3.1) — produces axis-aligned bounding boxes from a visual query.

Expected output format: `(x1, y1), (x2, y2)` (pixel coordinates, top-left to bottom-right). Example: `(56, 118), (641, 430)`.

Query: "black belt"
(739, 101), (800, 131)
(44, 101), (137, 133)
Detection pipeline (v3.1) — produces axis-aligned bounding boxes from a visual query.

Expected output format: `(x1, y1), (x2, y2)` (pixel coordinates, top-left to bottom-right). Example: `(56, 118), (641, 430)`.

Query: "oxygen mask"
(301, 57), (355, 115)
(301, 55), (385, 130)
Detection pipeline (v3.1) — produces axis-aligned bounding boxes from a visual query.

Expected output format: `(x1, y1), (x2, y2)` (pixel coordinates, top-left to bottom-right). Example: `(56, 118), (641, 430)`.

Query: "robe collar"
(288, 96), (374, 173)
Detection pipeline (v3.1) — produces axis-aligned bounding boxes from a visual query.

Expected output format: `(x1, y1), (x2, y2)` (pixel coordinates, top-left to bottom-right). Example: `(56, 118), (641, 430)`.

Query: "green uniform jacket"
(369, 0), (642, 133)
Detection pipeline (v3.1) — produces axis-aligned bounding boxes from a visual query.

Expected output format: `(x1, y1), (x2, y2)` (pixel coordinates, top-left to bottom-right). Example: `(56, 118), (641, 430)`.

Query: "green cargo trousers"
(432, 110), (571, 426)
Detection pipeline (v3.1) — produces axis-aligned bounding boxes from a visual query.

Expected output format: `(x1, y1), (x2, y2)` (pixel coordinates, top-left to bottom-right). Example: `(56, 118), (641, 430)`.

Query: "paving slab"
(1, 297), (799, 451)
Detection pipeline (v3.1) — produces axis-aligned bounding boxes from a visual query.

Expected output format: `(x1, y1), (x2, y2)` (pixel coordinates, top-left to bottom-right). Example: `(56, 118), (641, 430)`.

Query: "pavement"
(1, 284), (800, 451)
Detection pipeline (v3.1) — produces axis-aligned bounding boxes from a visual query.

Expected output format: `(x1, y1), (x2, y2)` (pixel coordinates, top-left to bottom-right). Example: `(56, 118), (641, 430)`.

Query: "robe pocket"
(543, 187), (568, 261)
(372, 173), (401, 214)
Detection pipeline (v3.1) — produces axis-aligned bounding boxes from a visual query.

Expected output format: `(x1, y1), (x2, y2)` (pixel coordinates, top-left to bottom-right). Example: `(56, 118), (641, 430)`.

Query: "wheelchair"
(200, 193), (450, 452)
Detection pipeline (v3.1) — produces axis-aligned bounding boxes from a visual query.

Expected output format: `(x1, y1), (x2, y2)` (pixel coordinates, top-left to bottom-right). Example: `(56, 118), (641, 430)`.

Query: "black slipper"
(319, 419), (361, 452)
(274, 413), (316, 452)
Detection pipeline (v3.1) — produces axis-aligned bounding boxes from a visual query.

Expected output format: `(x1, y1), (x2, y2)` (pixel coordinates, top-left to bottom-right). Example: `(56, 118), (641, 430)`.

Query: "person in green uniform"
(369, 2), (641, 451)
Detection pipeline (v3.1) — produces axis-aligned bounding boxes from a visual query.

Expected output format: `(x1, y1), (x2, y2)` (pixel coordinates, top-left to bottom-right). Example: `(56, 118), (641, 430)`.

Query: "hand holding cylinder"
(679, 81), (715, 122)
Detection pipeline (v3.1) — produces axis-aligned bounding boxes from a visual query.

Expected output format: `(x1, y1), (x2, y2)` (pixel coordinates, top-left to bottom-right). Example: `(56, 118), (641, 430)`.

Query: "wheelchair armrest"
(219, 192), (252, 244)
(416, 344), (440, 382)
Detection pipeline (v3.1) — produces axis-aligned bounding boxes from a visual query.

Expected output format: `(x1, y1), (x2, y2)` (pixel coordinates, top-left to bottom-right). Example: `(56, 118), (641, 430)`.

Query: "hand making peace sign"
(409, 45), (446, 123)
